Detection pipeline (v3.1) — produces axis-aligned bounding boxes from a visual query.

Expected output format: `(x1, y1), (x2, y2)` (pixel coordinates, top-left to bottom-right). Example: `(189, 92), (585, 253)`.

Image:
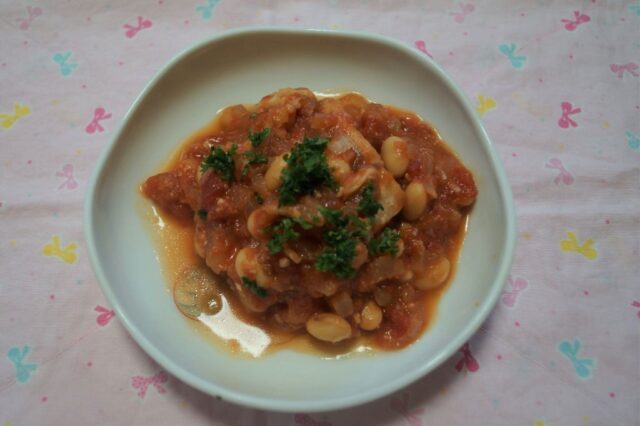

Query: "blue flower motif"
(7, 346), (37, 383)
(196, 0), (219, 20)
(558, 339), (594, 379)
(499, 43), (526, 69)
(626, 131), (640, 150)
(52, 52), (78, 76)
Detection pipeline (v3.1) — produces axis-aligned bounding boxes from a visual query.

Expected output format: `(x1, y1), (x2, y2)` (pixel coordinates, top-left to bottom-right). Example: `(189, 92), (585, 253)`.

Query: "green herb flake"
(348, 214), (370, 240)
(197, 209), (208, 220)
(314, 208), (369, 279)
(319, 207), (349, 228)
(266, 217), (312, 255)
(201, 144), (238, 182)
(241, 150), (268, 176)
(368, 227), (401, 256)
(254, 193), (264, 205)
(278, 136), (337, 206)
(249, 128), (270, 147)
(316, 232), (357, 279)
(358, 182), (383, 218)
(241, 277), (268, 298)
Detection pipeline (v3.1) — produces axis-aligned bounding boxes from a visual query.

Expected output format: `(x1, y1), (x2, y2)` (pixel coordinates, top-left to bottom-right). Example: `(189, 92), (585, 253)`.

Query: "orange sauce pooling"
(143, 201), (463, 359)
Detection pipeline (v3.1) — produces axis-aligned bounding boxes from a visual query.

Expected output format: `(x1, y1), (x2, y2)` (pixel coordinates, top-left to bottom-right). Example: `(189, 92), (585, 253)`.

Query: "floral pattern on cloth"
(0, 1), (638, 424)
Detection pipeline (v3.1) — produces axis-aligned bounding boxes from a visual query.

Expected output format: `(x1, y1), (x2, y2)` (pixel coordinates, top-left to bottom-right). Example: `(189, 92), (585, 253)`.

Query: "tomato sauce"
(140, 89), (476, 357)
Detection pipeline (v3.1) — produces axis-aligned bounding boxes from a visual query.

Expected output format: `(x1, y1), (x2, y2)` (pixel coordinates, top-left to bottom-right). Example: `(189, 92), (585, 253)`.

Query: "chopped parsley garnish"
(241, 128), (270, 176)
(249, 128), (270, 147)
(266, 217), (312, 254)
(254, 193), (264, 205)
(368, 227), (401, 256)
(241, 277), (268, 298)
(316, 236), (357, 279)
(197, 209), (208, 220)
(318, 207), (369, 240)
(278, 136), (337, 206)
(358, 182), (383, 218)
(241, 150), (268, 176)
(318, 207), (349, 228)
(348, 214), (370, 240)
(315, 208), (368, 279)
(201, 144), (237, 182)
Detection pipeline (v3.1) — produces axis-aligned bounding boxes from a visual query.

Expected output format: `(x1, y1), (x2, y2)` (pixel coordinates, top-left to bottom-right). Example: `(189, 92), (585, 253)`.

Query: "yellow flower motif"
(560, 231), (598, 260)
(1, 103), (30, 129)
(476, 95), (496, 117)
(42, 235), (78, 264)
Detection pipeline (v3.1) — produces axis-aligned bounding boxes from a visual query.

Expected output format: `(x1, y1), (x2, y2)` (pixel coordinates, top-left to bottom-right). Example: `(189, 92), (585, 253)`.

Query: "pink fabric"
(1, 1), (638, 424)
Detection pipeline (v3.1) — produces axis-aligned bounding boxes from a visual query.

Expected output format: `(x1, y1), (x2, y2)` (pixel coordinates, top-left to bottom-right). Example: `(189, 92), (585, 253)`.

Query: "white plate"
(84, 28), (516, 412)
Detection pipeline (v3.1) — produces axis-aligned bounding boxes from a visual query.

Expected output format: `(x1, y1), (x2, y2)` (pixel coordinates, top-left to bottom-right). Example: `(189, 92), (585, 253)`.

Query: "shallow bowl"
(84, 28), (516, 412)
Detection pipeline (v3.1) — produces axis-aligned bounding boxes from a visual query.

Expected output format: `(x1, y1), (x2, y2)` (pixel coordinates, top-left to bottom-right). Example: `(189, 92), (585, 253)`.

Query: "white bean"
(329, 291), (354, 317)
(255, 267), (272, 288)
(247, 206), (278, 239)
(235, 247), (257, 279)
(360, 301), (383, 331)
(306, 313), (352, 343)
(235, 247), (272, 288)
(403, 181), (428, 221)
(373, 288), (392, 307)
(413, 257), (450, 290)
(381, 136), (409, 178)
(265, 155), (287, 191)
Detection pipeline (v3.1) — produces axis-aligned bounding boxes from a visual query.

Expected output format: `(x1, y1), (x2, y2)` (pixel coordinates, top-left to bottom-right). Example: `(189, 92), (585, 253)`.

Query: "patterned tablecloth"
(1, 1), (639, 424)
